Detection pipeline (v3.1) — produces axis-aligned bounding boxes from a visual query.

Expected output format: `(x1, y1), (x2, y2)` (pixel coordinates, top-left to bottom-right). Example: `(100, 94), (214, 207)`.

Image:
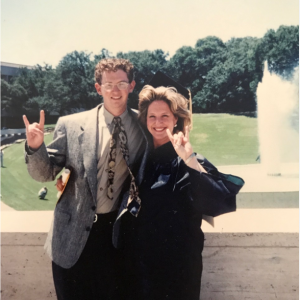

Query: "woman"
(121, 84), (244, 300)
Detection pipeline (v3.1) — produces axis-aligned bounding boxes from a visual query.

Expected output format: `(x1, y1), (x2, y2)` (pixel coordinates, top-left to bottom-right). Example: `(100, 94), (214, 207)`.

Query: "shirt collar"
(100, 105), (129, 126)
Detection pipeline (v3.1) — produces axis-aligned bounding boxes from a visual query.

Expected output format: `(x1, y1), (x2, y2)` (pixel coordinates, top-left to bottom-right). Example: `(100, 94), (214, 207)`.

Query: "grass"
(190, 114), (259, 166)
(1, 114), (259, 210)
(1, 133), (59, 210)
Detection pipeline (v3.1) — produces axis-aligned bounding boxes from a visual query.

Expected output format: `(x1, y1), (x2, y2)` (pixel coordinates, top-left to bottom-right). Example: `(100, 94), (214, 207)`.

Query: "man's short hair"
(94, 58), (134, 84)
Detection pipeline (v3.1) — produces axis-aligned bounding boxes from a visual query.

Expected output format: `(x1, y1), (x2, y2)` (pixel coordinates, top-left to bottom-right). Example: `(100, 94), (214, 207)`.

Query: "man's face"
(95, 70), (135, 116)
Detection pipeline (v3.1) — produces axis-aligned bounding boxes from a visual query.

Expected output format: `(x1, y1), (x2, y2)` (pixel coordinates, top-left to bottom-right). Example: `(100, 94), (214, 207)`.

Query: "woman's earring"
(174, 124), (177, 128)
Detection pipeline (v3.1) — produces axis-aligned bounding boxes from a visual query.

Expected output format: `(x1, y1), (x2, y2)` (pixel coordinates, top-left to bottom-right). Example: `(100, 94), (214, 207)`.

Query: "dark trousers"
(52, 211), (122, 300)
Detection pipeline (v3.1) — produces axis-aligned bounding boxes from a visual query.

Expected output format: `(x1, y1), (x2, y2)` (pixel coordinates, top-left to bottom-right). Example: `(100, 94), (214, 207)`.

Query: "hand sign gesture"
(166, 125), (206, 173)
(166, 126), (193, 161)
(23, 110), (45, 150)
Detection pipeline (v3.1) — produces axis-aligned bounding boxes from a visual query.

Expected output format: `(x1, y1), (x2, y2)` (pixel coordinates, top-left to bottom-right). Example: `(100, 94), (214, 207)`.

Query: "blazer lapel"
(78, 105), (101, 204)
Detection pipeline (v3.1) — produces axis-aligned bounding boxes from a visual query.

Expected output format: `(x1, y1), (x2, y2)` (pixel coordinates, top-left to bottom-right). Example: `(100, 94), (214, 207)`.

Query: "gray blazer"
(25, 104), (147, 269)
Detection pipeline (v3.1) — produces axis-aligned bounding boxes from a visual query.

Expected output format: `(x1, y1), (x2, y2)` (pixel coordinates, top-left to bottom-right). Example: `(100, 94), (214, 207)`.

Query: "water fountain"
(216, 62), (299, 213)
(257, 62), (299, 176)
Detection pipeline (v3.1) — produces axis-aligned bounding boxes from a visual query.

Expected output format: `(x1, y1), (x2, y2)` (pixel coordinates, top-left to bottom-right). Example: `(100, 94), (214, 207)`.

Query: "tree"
(166, 37), (227, 112)
(218, 37), (263, 112)
(3, 26), (298, 117)
(117, 50), (169, 108)
(1, 79), (29, 115)
(54, 51), (99, 113)
(260, 25), (299, 79)
(9, 64), (58, 115)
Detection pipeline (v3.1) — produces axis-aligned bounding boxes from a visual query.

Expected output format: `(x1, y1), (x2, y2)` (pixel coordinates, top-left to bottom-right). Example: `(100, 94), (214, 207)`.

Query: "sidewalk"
(1, 231), (298, 300)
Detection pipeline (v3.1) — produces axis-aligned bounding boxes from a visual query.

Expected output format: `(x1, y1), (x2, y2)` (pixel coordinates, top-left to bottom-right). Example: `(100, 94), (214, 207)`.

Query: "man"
(38, 186), (48, 199)
(23, 58), (146, 300)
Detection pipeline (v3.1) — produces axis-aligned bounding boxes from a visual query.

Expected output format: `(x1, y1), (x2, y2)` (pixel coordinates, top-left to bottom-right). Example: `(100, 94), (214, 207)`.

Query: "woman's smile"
(147, 100), (178, 148)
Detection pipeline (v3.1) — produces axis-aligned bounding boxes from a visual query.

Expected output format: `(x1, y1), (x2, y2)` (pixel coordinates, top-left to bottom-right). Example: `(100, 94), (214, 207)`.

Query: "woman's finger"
(185, 126), (190, 141)
(166, 129), (174, 143)
(174, 135), (183, 149)
(178, 131), (184, 138)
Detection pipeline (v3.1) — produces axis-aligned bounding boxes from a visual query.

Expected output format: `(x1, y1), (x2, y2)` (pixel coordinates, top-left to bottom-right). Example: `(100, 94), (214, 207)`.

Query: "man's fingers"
(166, 129), (174, 142)
(23, 115), (30, 128)
(29, 127), (44, 136)
(39, 110), (45, 130)
(55, 178), (64, 192)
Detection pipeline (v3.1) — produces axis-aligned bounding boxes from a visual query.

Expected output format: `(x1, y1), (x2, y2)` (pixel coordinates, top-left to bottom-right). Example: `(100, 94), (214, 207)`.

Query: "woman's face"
(147, 100), (178, 148)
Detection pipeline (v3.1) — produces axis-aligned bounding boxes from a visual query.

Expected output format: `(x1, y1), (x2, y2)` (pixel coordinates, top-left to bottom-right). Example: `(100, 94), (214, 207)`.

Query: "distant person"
(38, 186), (48, 199)
(116, 74), (244, 300)
(23, 58), (146, 300)
(0, 149), (3, 167)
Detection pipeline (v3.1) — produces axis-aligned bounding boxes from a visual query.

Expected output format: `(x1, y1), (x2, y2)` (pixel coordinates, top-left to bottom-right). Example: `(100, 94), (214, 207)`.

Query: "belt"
(93, 211), (118, 223)
(93, 214), (98, 223)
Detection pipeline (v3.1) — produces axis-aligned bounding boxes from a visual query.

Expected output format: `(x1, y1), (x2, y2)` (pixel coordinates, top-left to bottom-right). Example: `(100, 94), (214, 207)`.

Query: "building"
(1, 61), (34, 83)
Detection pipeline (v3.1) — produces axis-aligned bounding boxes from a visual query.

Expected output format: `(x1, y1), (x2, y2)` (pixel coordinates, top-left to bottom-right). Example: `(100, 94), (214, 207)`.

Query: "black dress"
(121, 142), (243, 300)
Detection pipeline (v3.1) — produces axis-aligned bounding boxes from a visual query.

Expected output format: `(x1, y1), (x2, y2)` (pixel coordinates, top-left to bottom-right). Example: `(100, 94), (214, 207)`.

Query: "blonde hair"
(138, 85), (191, 133)
(94, 58), (134, 84)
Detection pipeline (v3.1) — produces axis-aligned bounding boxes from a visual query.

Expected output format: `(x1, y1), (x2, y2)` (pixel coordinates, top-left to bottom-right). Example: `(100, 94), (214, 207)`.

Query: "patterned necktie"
(107, 117), (141, 216)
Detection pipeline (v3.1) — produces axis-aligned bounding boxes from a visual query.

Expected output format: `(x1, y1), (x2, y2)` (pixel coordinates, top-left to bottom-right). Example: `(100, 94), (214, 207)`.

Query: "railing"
(1, 129), (26, 136)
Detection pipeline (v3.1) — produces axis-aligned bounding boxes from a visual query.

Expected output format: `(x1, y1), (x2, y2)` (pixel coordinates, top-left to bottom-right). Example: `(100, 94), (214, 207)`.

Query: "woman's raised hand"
(166, 126), (193, 161)
(23, 110), (45, 150)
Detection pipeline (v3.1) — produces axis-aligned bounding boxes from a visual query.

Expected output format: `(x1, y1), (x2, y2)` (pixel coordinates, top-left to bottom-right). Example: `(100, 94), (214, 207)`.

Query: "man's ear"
(95, 83), (102, 95)
(129, 80), (136, 93)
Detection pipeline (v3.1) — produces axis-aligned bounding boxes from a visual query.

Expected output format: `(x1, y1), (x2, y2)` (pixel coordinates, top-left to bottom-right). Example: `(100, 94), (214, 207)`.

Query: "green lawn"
(1, 114), (258, 210)
(190, 114), (259, 166)
(1, 133), (59, 210)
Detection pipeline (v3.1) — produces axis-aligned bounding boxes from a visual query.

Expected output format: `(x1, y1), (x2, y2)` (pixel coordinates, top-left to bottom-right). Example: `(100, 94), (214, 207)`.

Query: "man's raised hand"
(23, 110), (45, 150)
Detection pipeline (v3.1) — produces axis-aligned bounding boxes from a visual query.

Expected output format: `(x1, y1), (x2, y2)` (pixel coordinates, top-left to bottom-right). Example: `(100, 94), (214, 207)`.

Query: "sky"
(1, 0), (299, 67)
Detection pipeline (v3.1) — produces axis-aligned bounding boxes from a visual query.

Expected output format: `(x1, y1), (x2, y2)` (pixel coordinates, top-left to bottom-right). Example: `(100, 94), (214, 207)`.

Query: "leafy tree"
(219, 37), (263, 112)
(93, 48), (112, 65)
(54, 51), (99, 113)
(11, 83), (30, 113)
(1, 79), (12, 110)
(1, 79), (29, 115)
(13, 64), (53, 99)
(3, 26), (298, 117)
(9, 64), (57, 115)
(260, 25), (299, 79)
(117, 50), (169, 108)
(166, 37), (227, 112)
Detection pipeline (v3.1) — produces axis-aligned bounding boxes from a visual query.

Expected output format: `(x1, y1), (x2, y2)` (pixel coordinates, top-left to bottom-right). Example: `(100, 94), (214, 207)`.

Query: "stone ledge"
(1, 232), (298, 300)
